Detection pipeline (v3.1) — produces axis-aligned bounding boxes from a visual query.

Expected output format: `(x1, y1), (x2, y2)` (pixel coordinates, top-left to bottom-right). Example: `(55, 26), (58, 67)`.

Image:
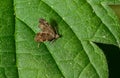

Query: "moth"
(34, 18), (59, 42)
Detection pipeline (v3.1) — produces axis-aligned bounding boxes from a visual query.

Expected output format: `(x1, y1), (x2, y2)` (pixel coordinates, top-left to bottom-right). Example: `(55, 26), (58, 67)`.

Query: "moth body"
(34, 19), (59, 42)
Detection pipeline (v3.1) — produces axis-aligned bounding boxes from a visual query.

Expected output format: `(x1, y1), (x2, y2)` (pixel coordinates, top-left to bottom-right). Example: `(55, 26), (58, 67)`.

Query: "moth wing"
(40, 24), (56, 35)
(40, 32), (55, 41)
(39, 19), (50, 31)
(39, 19), (56, 34)
(34, 32), (55, 42)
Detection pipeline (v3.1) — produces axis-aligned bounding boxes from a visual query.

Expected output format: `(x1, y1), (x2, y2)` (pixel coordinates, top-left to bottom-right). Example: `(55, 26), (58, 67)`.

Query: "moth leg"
(49, 38), (57, 44)
(37, 43), (41, 48)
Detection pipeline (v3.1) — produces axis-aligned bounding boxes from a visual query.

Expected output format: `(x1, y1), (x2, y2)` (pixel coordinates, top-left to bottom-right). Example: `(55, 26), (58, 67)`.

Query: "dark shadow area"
(96, 43), (120, 78)
(50, 18), (59, 33)
(49, 18), (62, 37)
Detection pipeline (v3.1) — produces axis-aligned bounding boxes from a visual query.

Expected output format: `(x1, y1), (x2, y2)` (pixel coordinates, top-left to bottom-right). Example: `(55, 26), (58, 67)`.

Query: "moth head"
(55, 34), (59, 38)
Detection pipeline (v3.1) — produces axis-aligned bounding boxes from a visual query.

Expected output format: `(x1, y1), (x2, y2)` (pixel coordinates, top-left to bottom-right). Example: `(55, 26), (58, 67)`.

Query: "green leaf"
(0, 0), (18, 78)
(0, 0), (120, 78)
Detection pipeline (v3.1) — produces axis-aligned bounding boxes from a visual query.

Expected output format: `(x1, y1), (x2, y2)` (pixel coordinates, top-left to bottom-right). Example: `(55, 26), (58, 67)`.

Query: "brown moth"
(34, 18), (59, 42)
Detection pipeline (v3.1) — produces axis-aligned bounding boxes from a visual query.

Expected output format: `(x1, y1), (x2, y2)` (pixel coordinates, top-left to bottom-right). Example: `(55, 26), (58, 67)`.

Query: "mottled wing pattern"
(39, 19), (55, 34)
(35, 32), (55, 42)
(34, 18), (59, 42)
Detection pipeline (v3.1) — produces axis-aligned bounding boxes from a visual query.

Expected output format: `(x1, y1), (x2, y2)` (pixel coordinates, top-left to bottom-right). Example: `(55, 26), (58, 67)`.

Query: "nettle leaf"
(0, 0), (120, 78)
